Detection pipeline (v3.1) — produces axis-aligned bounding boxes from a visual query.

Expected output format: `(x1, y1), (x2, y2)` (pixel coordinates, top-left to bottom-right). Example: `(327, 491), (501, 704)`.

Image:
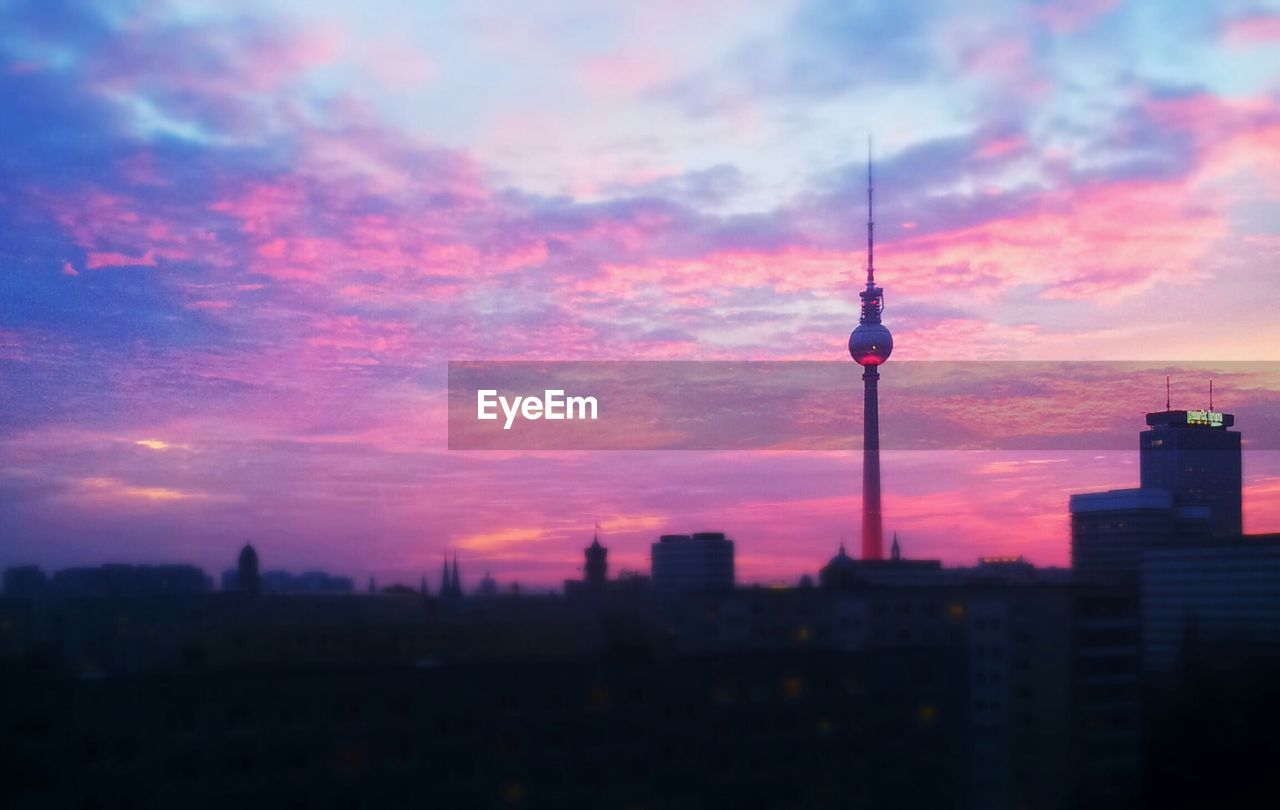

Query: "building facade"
(1140, 409), (1242, 537)
(650, 533), (734, 592)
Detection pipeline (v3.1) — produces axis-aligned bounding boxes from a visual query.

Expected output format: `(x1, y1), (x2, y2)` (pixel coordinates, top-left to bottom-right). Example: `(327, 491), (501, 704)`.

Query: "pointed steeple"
(440, 555), (451, 595)
(452, 554), (461, 598)
(890, 531), (901, 561)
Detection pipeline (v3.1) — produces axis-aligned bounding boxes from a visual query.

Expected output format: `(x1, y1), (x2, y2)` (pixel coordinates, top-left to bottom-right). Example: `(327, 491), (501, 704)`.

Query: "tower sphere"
(849, 322), (893, 366)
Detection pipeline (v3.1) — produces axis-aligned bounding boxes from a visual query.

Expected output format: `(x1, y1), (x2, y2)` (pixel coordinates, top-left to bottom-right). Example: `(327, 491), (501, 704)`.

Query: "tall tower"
(585, 529), (608, 587)
(848, 144), (893, 560)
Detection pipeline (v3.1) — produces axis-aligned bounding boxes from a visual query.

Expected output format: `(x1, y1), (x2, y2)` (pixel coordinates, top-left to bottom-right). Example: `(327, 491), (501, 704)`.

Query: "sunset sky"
(3, 0), (1280, 588)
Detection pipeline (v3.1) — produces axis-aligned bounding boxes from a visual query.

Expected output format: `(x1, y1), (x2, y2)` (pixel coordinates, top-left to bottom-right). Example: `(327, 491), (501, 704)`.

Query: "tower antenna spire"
(1210, 379), (1214, 411)
(1166, 375), (1171, 411)
(867, 135), (875, 286)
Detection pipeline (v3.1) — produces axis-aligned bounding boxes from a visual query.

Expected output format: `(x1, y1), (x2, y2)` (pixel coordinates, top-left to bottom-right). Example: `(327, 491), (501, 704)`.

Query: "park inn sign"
(1185, 409), (1224, 427)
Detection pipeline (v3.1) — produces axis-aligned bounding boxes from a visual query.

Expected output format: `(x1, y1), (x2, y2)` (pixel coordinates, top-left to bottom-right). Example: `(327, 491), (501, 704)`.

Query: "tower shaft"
(861, 366), (883, 560)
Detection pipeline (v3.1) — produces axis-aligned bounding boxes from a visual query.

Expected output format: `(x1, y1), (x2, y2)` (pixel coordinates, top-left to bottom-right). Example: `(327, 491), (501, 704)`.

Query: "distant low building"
(3, 565), (49, 598)
(819, 534), (943, 589)
(222, 569), (355, 594)
(49, 564), (211, 597)
(475, 572), (499, 597)
(564, 532), (650, 598)
(651, 532), (734, 592)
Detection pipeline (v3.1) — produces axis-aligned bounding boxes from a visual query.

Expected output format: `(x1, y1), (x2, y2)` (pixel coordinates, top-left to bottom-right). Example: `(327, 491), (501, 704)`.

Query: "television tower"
(848, 142), (893, 560)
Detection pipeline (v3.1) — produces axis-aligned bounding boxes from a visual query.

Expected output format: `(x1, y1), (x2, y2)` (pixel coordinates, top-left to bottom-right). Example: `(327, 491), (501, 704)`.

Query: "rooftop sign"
(1186, 409), (1224, 427)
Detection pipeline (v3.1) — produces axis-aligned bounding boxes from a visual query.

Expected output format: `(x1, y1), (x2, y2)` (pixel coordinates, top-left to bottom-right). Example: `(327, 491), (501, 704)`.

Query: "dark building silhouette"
(1072, 582), (1142, 808)
(222, 569), (354, 594)
(379, 583), (418, 596)
(585, 532), (608, 587)
(819, 535), (942, 589)
(1140, 407), (1242, 536)
(1069, 488), (1210, 581)
(47, 564), (211, 597)
(565, 533), (649, 599)
(476, 571), (499, 597)
(818, 542), (859, 588)
(439, 554), (463, 601)
(2, 649), (969, 810)
(236, 544), (260, 595)
(3, 565), (48, 598)
(1068, 405), (1253, 808)
(1140, 534), (1280, 674)
(651, 532), (734, 592)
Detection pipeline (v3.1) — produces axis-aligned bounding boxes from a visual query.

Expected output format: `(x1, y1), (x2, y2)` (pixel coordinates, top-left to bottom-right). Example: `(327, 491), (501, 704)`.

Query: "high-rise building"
(650, 532), (734, 592)
(848, 146), (893, 561)
(1140, 407), (1242, 536)
(1069, 488), (1210, 581)
(1068, 402), (1249, 804)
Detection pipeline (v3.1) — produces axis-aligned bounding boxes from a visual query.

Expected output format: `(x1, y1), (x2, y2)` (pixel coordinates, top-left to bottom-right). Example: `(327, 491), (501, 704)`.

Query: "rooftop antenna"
(1209, 380), (1214, 411)
(1166, 375), (1171, 411)
(866, 135), (875, 286)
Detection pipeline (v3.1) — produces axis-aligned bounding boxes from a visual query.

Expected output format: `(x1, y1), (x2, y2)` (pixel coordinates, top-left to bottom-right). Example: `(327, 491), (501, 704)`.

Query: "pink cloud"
(976, 133), (1028, 160)
(86, 248), (157, 270)
(184, 299), (231, 311)
(579, 51), (674, 94)
(1222, 13), (1280, 47)
(1035, 0), (1121, 33)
